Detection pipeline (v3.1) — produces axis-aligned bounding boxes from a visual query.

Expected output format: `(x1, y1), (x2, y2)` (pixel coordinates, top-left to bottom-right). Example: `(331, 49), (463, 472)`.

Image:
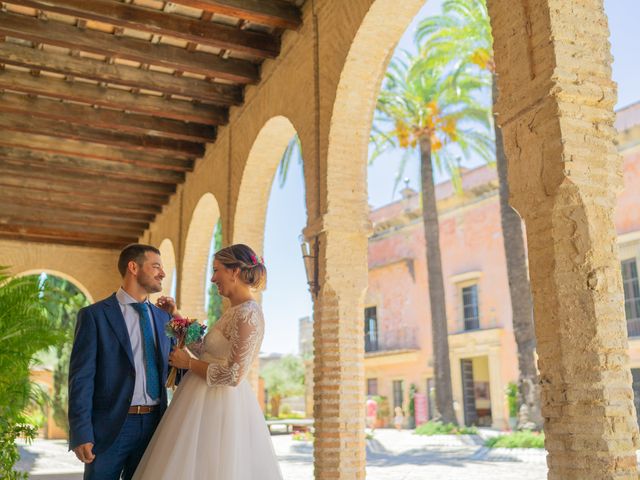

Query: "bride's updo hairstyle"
(214, 244), (266, 289)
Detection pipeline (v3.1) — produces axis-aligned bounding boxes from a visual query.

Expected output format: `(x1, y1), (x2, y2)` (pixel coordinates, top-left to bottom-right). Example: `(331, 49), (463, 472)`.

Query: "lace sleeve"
(206, 306), (261, 387)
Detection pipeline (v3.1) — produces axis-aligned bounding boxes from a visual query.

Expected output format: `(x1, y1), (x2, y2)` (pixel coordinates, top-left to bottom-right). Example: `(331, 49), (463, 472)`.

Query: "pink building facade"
(364, 102), (640, 429)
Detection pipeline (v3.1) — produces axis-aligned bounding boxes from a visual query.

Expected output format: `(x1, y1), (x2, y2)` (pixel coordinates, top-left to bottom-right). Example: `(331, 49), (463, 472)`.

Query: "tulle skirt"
(133, 372), (283, 480)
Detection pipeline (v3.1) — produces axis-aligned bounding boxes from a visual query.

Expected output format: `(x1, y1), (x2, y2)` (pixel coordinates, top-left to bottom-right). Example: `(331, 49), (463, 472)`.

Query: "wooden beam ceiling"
(167, 0), (302, 30)
(0, 69), (228, 125)
(0, 0), (304, 248)
(0, 42), (244, 105)
(0, 12), (261, 83)
(18, 0), (281, 59)
(0, 93), (217, 143)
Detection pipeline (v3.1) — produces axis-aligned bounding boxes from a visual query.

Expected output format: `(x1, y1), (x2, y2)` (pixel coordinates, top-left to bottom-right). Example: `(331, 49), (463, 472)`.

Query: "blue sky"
(259, 0), (640, 354)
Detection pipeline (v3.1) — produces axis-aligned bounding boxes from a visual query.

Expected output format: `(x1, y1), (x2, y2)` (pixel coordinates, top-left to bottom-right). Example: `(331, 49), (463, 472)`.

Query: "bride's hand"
(169, 347), (191, 369)
(156, 296), (178, 316)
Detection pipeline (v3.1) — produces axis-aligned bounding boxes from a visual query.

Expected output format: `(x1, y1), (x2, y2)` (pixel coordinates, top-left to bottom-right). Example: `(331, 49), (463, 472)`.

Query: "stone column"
(488, 347), (505, 429)
(488, 0), (639, 478)
(308, 217), (369, 479)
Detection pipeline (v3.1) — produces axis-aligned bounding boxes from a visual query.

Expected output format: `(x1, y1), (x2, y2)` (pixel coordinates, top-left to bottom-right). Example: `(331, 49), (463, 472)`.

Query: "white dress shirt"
(116, 287), (160, 406)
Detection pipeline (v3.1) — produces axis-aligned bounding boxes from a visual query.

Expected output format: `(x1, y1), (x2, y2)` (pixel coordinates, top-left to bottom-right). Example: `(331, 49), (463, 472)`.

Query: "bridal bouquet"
(165, 316), (206, 389)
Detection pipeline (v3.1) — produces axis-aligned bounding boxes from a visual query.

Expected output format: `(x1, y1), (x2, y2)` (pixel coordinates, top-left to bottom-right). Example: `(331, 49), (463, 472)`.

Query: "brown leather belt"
(128, 405), (158, 414)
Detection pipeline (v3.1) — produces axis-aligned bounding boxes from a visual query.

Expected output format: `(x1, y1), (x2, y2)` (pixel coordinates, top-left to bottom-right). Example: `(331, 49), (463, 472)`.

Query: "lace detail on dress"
(205, 301), (263, 387)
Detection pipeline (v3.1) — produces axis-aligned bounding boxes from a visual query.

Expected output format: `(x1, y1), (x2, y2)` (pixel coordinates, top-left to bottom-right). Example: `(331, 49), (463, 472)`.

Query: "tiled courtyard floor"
(17, 429), (548, 479)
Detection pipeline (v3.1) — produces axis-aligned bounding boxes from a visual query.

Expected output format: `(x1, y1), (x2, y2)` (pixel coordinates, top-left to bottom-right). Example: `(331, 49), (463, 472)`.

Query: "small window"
(622, 259), (640, 336)
(364, 306), (379, 352)
(367, 378), (378, 396)
(462, 284), (480, 330)
(392, 380), (404, 409)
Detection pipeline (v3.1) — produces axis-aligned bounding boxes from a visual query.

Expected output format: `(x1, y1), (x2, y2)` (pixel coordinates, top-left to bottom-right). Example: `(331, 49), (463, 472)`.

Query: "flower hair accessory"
(249, 254), (264, 266)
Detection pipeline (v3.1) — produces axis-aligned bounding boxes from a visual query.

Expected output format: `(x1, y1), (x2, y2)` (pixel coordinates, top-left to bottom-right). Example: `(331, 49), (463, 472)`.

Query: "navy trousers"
(84, 411), (160, 480)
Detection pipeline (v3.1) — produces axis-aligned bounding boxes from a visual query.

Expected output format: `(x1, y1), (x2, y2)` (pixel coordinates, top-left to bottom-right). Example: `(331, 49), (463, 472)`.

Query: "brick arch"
(311, 2), (426, 477)
(17, 268), (94, 304)
(153, 238), (176, 302)
(232, 115), (298, 255)
(180, 193), (220, 321)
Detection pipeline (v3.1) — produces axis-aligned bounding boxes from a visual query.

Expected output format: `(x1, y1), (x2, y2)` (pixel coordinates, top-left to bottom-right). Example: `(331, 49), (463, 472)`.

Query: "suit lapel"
(103, 294), (135, 368)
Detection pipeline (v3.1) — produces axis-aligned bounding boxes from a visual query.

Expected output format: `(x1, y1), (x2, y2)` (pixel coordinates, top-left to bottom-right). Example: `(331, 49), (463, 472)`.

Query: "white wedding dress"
(133, 300), (283, 480)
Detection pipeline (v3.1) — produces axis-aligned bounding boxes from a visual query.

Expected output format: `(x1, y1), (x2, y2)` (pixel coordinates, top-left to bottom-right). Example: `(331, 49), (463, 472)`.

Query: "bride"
(133, 244), (283, 480)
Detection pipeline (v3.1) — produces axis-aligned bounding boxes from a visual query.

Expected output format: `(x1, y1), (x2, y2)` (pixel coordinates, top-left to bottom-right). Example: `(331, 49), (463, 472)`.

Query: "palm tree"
(417, 0), (542, 429)
(371, 48), (493, 425)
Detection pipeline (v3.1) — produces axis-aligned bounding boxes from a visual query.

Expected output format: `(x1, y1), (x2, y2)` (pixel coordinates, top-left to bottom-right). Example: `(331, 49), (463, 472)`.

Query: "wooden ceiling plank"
(0, 42), (243, 105)
(1, 203), (155, 224)
(0, 227), (136, 249)
(0, 111), (204, 158)
(0, 148), (186, 184)
(0, 132), (194, 172)
(0, 176), (170, 206)
(0, 12), (260, 83)
(0, 92), (216, 143)
(167, 0), (302, 30)
(0, 186), (163, 214)
(0, 161), (176, 196)
(19, 0), (280, 59)
(0, 231), (133, 250)
(0, 216), (145, 237)
(0, 68), (228, 125)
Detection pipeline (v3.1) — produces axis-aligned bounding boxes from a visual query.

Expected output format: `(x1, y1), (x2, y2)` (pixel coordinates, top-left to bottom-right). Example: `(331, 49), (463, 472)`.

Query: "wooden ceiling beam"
(0, 132), (194, 172)
(0, 148), (186, 184)
(0, 161), (176, 196)
(0, 12), (260, 83)
(0, 227), (135, 250)
(0, 186), (162, 214)
(0, 203), (153, 227)
(0, 68), (228, 126)
(167, 0), (302, 30)
(0, 92), (216, 143)
(0, 176), (170, 207)
(2, 202), (155, 225)
(0, 111), (205, 158)
(0, 216), (145, 238)
(0, 42), (243, 105)
(19, 0), (280, 59)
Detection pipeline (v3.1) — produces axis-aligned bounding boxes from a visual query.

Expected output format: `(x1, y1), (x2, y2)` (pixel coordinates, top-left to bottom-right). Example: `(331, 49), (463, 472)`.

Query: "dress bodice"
(191, 300), (264, 387)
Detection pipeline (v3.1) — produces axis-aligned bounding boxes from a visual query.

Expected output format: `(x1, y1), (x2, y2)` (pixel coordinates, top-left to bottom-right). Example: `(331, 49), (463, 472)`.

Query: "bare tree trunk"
(492, 77), (542, 429)
(419, 136), (457, 424)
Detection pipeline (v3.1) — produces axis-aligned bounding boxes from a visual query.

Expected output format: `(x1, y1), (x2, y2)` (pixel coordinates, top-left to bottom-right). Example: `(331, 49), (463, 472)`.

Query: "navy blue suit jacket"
(68, 293), (172, 454)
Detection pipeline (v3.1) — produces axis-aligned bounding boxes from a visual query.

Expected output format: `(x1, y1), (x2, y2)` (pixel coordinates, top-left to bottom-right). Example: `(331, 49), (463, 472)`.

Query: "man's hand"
(156, 296), (178, 316)
(73, 443), (95, 464)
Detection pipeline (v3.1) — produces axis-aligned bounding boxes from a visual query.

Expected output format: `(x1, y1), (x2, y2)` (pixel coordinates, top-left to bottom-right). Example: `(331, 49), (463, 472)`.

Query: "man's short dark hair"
(118, 244), (161, 277)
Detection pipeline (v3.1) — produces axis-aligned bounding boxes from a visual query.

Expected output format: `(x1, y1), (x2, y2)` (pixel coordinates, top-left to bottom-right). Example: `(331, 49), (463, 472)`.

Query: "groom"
(68, 244), (175, 480)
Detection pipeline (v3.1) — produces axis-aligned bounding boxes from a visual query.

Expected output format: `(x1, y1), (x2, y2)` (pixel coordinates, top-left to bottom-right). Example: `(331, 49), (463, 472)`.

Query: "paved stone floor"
(17, 429), (549, 479)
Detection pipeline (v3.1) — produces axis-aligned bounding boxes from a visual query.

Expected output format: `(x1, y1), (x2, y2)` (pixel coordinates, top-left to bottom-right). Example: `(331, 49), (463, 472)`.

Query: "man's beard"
(138, 271), (162, 294)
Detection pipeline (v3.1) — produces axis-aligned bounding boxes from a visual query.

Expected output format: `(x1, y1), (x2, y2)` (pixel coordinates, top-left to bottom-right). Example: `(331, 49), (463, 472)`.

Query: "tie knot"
(131, 302), (147, 314)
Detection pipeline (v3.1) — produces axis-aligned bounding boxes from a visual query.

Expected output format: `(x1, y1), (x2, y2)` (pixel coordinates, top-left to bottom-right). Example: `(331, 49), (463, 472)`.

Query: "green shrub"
(506, 382), (518, 418)
(485, 430), (545, 449)
(414, 420), (478, 436)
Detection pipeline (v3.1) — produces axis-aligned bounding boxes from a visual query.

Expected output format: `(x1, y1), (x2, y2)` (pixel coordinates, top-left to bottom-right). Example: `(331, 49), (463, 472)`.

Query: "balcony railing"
(365, 326), (419, 353)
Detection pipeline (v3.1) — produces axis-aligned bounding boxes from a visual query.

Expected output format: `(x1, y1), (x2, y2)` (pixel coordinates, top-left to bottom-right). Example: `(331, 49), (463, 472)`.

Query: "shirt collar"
(116, 287), (149, 306)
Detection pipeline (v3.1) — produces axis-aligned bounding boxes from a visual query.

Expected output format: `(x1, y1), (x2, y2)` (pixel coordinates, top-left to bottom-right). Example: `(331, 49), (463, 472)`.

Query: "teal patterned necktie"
(131, 302), (161, 400)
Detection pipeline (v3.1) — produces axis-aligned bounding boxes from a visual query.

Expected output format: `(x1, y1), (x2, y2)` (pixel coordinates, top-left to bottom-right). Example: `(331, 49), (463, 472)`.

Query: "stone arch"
(232, 115), (298, 255)
(17, 268), (94, 304)
(181, 193), (220, 321)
